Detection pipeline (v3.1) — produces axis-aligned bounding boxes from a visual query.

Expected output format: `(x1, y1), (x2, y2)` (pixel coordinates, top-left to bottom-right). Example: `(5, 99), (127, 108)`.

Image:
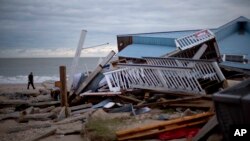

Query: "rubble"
(0, 28), (249, 141)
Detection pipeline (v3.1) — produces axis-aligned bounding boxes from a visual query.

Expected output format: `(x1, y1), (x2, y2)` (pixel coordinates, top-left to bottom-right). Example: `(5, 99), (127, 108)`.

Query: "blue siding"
(247, 23), (250, 33)
(133, 36), (175, 46)
(215, 23), (238, 41)
(217, 32), (250, 60)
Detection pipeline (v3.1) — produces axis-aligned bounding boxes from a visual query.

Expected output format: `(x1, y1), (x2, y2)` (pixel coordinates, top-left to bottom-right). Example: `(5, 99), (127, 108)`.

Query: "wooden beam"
(25, 128), (57, 141)
(29, 101), (60, 107)
(116, 112), (214, 138)
(118, 119), (209, 141)
(134, 96), (203, 108)
(80, 91), (121, 96)
(75, 50), (115, 95)
(60, 66), (69, 117)
(117, 95), (142, 103)
(69, 103), (93, 111)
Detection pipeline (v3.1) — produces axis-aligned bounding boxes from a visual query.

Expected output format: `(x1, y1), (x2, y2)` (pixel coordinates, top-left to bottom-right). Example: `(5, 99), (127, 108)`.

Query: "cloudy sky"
(0, 0), (249, 58)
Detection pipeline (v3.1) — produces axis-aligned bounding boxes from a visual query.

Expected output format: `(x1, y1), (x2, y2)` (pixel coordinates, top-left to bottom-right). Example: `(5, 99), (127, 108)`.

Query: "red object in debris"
(158, 127), (200, 140)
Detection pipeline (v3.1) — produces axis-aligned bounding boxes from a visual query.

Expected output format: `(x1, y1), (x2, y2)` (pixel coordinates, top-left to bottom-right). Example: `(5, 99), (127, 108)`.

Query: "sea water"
(0, 57), (100, 84)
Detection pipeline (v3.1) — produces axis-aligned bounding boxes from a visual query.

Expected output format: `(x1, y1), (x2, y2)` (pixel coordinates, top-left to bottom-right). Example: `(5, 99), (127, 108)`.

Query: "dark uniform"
(27, 72), (35, 89)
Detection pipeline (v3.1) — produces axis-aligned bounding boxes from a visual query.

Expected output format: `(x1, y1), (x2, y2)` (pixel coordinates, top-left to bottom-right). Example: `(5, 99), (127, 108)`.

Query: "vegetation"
(84, 117), (123, 141)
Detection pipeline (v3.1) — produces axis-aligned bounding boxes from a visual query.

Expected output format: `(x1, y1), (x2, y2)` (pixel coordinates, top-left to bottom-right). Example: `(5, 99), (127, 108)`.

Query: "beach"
(0, 83), (84, 141)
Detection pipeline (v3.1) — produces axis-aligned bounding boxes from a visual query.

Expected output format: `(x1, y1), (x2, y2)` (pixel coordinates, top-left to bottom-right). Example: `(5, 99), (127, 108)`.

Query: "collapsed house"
(116, 16), (250, 73)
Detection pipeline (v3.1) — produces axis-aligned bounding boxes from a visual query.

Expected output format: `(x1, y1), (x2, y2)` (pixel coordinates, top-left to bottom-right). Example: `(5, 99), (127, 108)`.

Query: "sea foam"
(0, 75), (59, 84)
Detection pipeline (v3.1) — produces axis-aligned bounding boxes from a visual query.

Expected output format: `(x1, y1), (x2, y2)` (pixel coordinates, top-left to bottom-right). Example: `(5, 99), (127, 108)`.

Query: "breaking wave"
(0, 75), (59, 84)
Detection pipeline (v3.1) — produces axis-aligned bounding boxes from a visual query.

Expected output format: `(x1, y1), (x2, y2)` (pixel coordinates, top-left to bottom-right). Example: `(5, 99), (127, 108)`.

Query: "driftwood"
(7, 123), (52, 133)
(29, 101), (60, 107)
(0, 107), (15, 114)
(116, 112), (214, 141)
(0, 112), (20, 120)
(54, 113), (89, 125)
(19, 112), (56, 122)
(55, 121), (82, 135)
(21, 107), (34, 116)
(25, 127), (57, 141)
(71, 108), (95, 115)
(70, 103), (93, 111)
(0, 99), (29, 105)
(39, 106), (55, 113)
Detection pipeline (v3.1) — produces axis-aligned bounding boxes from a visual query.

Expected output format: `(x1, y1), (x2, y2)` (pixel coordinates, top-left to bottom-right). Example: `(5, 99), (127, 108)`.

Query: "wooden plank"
(116, 112), (213, 137)
(19, 112), (56, 122)
(134, 96), (203, 108)
(117, 95), (142, 103)
(118, 118), (209, 141)
(29, 101), (60, 107)
(25, 128), (57, 141)
(7, 123), (51, 133)
(69, 103), (93, 111)
(193, 115), (218, 141)
(54, 111), (92, 125)
(80, 91), (121, 96)
(0, 99), (30, 105)
(75, 51), (115, 95)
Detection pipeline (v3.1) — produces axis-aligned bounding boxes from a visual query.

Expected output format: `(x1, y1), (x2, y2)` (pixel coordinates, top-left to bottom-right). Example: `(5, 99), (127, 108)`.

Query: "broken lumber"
(39, 106), (55, 113)
(75, 50), (115, 95)
(57, 106), (66, 121)
(7, 123), (51, 133)
(21, 107), (34, 115)
(116, 112), (214, 140)
(54, 112), (90, 125)
(80, 91), (121, 96)
(70, 103), (93, 111)
(0, 112), (20, 120)
(117, 95), (142, 103)
(29, 101), (60, 107)
(134, 96), (203, 108)
(19, 112), (56, 122)
(25, 127), (57, 141)
(0, 99), (29, 105)
(71, 108), (95, 115)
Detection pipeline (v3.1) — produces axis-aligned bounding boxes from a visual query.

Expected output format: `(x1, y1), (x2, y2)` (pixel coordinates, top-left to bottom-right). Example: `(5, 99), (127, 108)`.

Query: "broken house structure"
(104, 16), (250, 94)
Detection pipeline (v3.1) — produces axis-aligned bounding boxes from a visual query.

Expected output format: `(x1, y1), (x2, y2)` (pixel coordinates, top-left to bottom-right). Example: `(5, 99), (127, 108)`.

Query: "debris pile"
(0, 29), (249, 141)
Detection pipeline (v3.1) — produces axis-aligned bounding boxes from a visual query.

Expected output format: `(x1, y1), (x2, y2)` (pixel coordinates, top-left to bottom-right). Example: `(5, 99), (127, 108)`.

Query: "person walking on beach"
(27, 72), (35, 89)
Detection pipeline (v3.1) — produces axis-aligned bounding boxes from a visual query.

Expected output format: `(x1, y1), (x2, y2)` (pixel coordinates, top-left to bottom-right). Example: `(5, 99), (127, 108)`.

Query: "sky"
(0, 0), (249, 58)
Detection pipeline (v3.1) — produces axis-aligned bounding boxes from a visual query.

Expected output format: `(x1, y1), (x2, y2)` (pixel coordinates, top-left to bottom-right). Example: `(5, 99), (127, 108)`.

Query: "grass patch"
(84, 118), (123, 141)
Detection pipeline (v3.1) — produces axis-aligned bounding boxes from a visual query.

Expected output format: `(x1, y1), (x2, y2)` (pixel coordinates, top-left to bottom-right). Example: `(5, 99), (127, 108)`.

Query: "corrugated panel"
(116, 44), (176, 59)
(133, 36), (175, 46)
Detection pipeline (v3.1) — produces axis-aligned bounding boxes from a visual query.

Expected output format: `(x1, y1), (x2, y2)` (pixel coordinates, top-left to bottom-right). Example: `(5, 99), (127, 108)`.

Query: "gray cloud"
(0, 0), (249, 57)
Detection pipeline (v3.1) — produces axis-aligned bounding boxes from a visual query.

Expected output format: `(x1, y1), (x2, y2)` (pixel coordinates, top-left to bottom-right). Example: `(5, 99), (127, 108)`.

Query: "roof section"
(116, 44), (176, 59)
(218, 32), (250, 60)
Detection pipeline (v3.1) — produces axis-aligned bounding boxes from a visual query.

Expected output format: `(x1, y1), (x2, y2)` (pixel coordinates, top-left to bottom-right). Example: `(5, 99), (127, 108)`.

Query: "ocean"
(0, 58), (101, 84)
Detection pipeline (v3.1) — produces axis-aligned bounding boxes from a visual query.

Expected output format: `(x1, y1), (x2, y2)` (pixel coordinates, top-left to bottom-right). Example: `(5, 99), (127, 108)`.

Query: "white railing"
(104, 64), (205, 94)
(144, 57), (225, 82)
(175, 29), (215, 50)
